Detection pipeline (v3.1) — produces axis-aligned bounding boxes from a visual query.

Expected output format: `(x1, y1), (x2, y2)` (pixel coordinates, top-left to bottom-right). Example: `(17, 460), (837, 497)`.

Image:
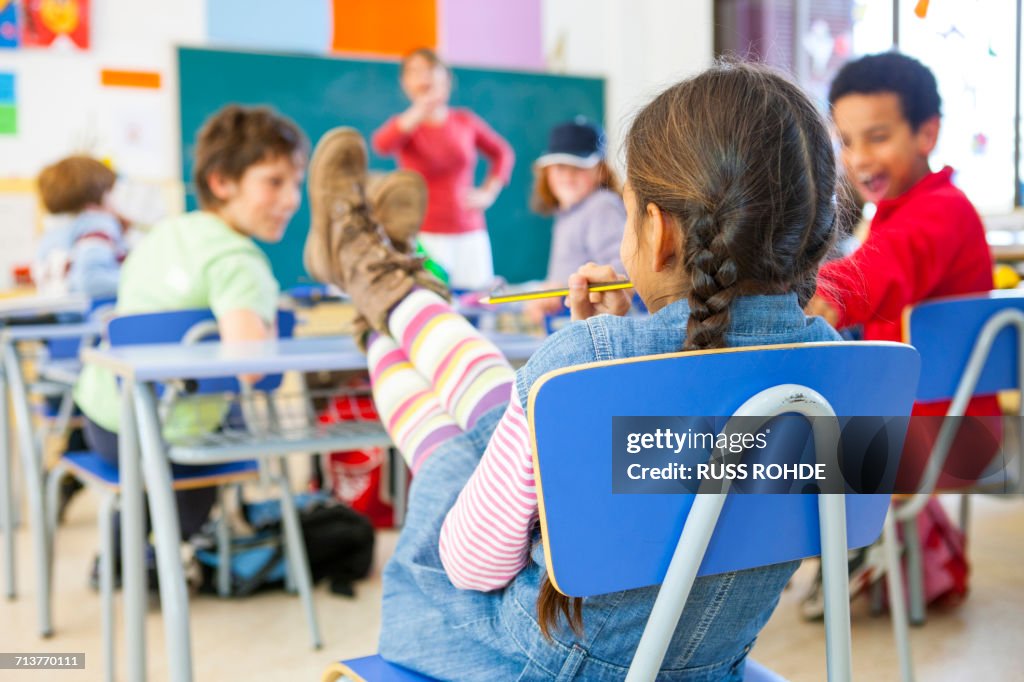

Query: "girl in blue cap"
(525, 117), (627, 325)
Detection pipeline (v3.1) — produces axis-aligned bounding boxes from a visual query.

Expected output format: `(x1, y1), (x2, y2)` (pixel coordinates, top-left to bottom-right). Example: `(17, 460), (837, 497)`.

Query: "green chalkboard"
(178, 47), (605, 289)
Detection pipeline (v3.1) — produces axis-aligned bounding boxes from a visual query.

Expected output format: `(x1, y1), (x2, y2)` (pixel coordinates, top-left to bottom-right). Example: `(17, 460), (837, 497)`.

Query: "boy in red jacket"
(804, 52), (998, 618)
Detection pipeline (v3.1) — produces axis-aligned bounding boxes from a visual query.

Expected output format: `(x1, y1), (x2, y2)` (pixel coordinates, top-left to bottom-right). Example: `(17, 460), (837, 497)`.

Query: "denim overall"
(380, 294), (840, 681)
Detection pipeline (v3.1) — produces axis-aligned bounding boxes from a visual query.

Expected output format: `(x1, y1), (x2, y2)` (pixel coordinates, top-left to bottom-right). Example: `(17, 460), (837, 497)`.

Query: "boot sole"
(370, 170), (427, 250)
(305, 127), (369, 284)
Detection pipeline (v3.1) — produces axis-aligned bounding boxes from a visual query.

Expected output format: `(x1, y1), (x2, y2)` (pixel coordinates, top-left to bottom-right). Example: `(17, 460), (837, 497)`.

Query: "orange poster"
(22, 0), (90, 50)
(331, 0), (436, 56)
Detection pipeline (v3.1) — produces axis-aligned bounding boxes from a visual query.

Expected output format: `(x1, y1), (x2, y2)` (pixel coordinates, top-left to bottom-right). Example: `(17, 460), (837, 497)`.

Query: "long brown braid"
(536, 60), (839, 639)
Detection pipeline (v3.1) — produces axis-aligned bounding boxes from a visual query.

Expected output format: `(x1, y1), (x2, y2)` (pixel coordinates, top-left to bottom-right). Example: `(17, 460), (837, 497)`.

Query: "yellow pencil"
(480, 281), (634, 304)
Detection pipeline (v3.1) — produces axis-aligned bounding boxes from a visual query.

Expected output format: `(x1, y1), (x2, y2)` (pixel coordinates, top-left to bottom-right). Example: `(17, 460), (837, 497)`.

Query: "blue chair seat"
(326, 655), (434, 681)
(744, 659), (789, 681)
(61, 451), (259, 491)
(326, 655), (787, 681)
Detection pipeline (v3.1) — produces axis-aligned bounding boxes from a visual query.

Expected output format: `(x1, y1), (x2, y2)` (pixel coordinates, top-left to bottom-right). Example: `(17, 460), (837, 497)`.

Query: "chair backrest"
(529, 341), (919, 680)
(905, 290), (1024, 403)
(107, 308), (296, 393)
(44, 296), (118, 360)
(529, 341), (919, 595)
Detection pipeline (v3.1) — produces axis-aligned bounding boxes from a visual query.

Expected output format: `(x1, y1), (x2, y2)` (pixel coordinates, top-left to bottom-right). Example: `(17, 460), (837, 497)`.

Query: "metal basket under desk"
(161, 383), (392, 465)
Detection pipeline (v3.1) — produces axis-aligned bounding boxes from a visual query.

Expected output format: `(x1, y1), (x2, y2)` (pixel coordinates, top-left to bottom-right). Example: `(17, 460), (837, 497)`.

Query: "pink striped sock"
(387, 289), (513, 431)
(366, 334), (463, 473)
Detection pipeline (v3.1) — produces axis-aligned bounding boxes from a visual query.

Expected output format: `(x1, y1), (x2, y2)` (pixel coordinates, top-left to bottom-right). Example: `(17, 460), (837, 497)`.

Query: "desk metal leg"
(391, 447), (407, 528)
(3, 341), (50, 635)
(119, 380), (147, 682)
(0, 362), (14, 600)
(134, 382), (193, 682)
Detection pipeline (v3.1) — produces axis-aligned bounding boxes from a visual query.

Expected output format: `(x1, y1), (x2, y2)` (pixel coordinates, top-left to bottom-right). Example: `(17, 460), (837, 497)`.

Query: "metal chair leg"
(901, 516), (926, 626)
(1, 368), (14, 600)
(959, 493), (970, 538)
(41, 462), (68, 637)
(99, 492), (117, 682)
(216, 485), (231, 598)
(869, 576), (885, 616)
(883, 510), (915, 682)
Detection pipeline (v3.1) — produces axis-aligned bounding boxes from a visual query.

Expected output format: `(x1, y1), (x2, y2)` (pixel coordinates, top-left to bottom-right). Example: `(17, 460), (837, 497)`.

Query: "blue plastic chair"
(880, 290), (1024, 681)
(324, 341), (920, 681)
(42, 308), (307, 682)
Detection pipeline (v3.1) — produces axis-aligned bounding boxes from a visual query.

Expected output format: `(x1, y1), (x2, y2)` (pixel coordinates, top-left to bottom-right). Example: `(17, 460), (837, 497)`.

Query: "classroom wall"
(0, 0), (713, 287)
(542, 0), (714, 170)
(0, 0), (204, 287)
(0, 0), (204, 179)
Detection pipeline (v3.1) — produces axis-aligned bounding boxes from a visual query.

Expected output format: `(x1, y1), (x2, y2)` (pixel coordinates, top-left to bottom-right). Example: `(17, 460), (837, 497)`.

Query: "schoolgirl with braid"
(305, 61), (841, 680)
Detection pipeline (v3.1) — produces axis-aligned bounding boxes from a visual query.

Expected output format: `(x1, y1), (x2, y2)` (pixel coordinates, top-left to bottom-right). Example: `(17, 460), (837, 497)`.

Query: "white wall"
(0, 0), (715, 185)
(0, 0), (205, 180)
(543, 0), (714, 171)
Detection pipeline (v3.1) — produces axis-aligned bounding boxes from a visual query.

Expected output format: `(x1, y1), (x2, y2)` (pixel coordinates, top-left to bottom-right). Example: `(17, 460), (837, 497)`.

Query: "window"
(714, 0), (1023, 212)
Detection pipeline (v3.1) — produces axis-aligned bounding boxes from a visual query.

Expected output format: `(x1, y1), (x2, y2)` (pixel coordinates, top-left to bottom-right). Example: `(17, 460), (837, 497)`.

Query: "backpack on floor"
(190, 492), (375, 597)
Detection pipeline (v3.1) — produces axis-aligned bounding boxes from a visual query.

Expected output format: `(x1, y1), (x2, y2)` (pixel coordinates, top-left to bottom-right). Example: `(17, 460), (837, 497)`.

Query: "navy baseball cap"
(535, 116), (606, 169)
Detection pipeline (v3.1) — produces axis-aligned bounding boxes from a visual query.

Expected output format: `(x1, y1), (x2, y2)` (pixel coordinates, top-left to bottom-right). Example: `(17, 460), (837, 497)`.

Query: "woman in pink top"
(372, 48), (515, 291)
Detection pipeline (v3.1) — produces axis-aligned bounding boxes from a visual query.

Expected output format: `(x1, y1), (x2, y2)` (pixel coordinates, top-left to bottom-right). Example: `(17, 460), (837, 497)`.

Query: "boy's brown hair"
(37, 156), (117, 214)
(529, 160), (622, 215)
(192, 105), (309, 209)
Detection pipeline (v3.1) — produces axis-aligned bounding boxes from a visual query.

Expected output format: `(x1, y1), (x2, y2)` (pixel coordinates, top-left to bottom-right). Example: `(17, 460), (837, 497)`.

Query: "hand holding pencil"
(483, 263), (632, 322)
(566, 264), (633, 321)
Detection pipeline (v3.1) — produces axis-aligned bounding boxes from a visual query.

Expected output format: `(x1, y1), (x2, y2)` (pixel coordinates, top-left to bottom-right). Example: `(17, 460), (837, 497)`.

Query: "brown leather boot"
(366, 170), (449, 303)
(367, 170), (427, 255)
(304, 127), (370, 285)
(304, 128), (419, 333)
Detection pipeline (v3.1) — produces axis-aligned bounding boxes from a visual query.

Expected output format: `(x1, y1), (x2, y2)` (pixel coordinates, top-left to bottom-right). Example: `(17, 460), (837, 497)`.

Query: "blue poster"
(0, 0), (18, 49)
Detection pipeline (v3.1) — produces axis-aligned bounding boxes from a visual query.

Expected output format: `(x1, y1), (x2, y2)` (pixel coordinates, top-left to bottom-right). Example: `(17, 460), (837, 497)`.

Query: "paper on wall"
(0, 193), (39, 289)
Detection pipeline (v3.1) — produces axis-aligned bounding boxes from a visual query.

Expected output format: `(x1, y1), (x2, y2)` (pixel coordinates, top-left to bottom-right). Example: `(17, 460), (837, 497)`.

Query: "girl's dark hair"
(400, 47), (449, 75)
(193, 105), (308, 209)
(529, 160), (621, 215)
(536, 60), (839, 639)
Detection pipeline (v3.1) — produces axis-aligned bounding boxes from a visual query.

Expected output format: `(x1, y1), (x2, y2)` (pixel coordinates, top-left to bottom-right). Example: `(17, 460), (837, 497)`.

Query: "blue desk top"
(82, 333), (542, 382)
(0, 293), (90, 320)
(0, 321), (103, 343)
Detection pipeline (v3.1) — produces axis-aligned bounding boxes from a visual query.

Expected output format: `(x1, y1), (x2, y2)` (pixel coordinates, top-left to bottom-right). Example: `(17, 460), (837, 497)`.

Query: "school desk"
(0, 291), (91, 321)
(1, 315), (102, 609)
(81, 332), (542, 682)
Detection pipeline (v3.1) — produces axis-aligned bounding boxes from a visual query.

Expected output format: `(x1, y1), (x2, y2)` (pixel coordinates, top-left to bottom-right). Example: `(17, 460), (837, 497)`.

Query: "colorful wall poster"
(0, 72), (15, 135)
(0, 0), (18, 49)
(22, 0), (90, 50)
(331, 0), (436, 56)
(207, 0), (329, 54)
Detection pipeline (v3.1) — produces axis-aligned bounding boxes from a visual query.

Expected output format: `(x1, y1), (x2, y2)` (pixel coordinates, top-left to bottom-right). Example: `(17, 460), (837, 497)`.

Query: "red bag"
(887, 498), (970, 610)
(318, 394), (397, 529)
(912, 498), (969, 607)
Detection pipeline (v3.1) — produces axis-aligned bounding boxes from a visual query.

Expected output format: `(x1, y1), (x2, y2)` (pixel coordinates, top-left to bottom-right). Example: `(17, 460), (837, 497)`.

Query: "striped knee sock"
(366, 334), (464, 473)
(388, 289), (513, 431)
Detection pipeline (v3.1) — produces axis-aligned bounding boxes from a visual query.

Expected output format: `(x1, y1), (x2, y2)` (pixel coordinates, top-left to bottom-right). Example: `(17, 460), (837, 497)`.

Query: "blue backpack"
(191, 492), (375, 597)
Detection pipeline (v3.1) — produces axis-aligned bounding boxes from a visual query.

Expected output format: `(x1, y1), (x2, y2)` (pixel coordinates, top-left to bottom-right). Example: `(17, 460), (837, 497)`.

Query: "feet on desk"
(304, 128), (447, 338)
(368, 170), (426, 254)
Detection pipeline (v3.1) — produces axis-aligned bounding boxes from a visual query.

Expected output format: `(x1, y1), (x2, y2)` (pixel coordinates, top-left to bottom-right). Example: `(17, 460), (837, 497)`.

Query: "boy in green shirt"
(73, 105), (308, 582)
